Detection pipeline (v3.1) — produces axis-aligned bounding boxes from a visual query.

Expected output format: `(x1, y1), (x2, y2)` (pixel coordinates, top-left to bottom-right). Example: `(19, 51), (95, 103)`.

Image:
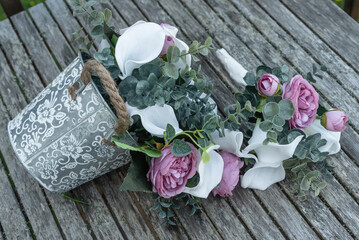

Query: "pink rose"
(212, 151), (244, 197)
(282, 75), (319, 129)
(321, 110), (348, 132)
(147, 142), (199, 198)
(257, 73), (280, 97)
(159, 35), (175, 56)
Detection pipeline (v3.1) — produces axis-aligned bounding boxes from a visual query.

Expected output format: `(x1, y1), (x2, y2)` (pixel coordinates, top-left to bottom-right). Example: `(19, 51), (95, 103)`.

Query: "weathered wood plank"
(254, 186), (320, 239)
(134, 191), (190, 240)
(73, 182), (126, 240)
(0, 20), (44, 100)
(0, 98), (31, 240)
(202, 196), (253, 240)
(29, 4), (76, 69)
(96, 172), (156, 240)
(0, 39), (27, 117)
(45, 0), (96, 54)
(11, 11), (60, 84)
(0, 21), (64, 240)
(281, 0), (359, 72)
(229, 188), (286, 240)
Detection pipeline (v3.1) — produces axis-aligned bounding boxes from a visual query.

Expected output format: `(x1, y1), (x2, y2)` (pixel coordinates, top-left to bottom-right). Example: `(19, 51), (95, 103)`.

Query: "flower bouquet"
(70, 0), (347, 224)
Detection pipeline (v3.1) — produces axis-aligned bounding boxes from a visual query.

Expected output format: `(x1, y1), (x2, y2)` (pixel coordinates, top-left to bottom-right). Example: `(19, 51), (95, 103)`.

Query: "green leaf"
(167, 45), (180, 63)
(267, 130), (277, 141)
(104, 8), (112, 24)
(202, 151), (210, 164)
(171, 139), (192, 157)
(259, 120), (273, 132)
(204, 37), (212, 47)
(69, 0), (83, 7)
(165, 124), (176, 143)
(243, 72), (256, 86)
(111, 35), (118, 47)
(228, 114), (238, 124)
(278, 99), (294, 120)
(73, 8), (86, 15)
(320, 65), (328, 72)
(112, 138), (162, 158)
(273, 115), (285, 127)
(263, 102), (280, 119)
(91, 25), (104, 36)
(314, 181), (327, 196)
(281, 65), (289, 74)
(236, 102), (242, 114)
(72, 27), (84, 35)
(199, 47), (209, 56)
(164, 62), (179, 79)
(244, 100), (252, 112)
(84, 0), (96, 10)
(202, 115), (218, 134)
(291, 162), (307, 173)
(300, 170), (319, 191)
(75, 36), (85, 43)
(136, 80), (150, 95)
(120, 153), (152, 193)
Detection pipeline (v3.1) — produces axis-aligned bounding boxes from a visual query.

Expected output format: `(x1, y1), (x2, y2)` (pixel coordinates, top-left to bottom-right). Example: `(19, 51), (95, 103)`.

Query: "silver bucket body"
(7, 55), (134, 193)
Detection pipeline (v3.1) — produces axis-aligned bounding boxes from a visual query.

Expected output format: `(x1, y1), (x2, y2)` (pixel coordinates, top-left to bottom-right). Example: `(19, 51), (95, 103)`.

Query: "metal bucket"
(7, 53), (134, 193)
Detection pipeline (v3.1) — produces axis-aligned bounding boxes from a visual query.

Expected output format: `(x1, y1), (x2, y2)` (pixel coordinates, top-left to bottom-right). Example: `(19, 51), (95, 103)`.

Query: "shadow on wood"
(0, 0), (23, 17)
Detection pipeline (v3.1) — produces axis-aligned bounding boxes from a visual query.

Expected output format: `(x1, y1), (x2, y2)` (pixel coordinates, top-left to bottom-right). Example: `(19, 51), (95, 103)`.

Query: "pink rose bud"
(321, 110), (348, 132)
(147, 142), (199, 198)
(159, 35), (175, 57)
(257, 73), (280, 97)
(212, 151), (244, 197)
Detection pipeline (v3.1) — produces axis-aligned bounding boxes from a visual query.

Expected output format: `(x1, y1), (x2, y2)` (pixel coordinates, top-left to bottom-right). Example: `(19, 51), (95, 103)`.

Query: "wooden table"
(0, 0), (358, 239)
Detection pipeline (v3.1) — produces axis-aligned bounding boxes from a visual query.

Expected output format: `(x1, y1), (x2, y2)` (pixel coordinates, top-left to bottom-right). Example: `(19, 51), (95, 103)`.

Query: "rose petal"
(126, 103), (182, 137)
(216, 48), (248, 87)
(241, 162), (285, 190)
(184, 145), (224, 198)
(304, 119), (341, 155)
(115, 22), (166, 79)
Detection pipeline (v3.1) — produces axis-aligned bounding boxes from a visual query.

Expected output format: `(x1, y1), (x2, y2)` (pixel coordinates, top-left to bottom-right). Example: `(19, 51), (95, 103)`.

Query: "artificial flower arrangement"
(70, 0), (348, 224)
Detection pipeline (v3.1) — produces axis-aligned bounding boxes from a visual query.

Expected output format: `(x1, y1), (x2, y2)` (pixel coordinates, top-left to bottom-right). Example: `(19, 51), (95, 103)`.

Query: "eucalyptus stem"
(61, 193), (90, 205)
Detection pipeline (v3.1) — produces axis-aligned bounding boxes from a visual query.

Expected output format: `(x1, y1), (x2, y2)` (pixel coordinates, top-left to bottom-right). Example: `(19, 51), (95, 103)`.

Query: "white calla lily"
(304, 119), (341, 155)
(241, 123), (303, 190)
(125, 103), (182, 137)
(211, 129), (244, 157)
(184, 145), (224, 198)
(116, 21), (190, 79)
(216, 48), (248, 87)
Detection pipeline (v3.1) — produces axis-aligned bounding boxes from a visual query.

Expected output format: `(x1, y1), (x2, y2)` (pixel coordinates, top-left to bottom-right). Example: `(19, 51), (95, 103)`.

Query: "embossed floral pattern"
(8, 57), (133, 193)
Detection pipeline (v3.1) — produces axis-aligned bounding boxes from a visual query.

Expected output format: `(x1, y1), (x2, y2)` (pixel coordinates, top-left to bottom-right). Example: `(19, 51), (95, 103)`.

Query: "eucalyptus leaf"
(171, 139), (193, 157)
(263, 102), (280, 119)
(164, 62), (179, 79)
(167, 45), (180, 63)
(278, 99), (295, 120)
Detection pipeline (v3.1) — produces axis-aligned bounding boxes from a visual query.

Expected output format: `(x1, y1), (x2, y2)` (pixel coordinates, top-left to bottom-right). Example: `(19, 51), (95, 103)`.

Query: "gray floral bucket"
(7, 53), (135, 193)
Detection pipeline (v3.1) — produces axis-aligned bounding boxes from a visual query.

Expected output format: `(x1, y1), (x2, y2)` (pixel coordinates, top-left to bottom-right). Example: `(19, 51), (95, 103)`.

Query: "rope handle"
(68, 59), (130, 134)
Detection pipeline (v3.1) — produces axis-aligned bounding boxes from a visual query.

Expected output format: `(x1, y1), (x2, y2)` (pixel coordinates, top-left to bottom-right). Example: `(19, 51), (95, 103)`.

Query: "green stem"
(61, 193), (90, 205)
